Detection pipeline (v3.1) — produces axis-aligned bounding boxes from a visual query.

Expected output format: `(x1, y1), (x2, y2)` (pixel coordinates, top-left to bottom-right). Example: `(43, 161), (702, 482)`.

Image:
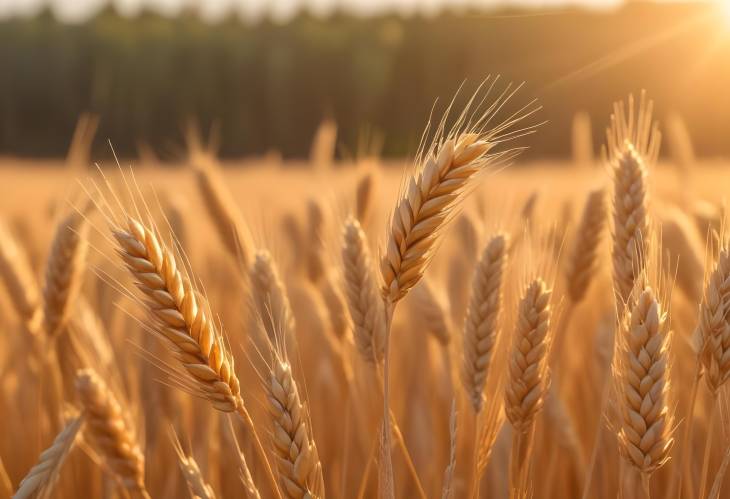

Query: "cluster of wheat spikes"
(3, 84), (730, 499)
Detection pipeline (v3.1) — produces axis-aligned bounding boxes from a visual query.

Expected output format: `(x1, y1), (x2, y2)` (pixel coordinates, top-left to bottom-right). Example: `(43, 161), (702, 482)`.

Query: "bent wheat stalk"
(13, 416), (84, 499)
(111, 216), (281, 499)
(379, 83), (538, 496)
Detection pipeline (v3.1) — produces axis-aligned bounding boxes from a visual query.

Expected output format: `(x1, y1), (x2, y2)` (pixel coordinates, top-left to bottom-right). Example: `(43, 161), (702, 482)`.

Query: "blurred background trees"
(0, 2), (728, 160)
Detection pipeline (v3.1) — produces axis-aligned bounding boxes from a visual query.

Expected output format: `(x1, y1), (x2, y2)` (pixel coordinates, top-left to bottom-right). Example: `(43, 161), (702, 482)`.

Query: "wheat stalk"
(614, 285), (673, 478)
(13, 416), (84, 499)
(43, 210), (88, 338)
(441, 400), (458, 499)
(565, 189), (606, 304)
(342, 217), (385, 364)
(75, 369), (149, 497)
(267, 354), (325, 498)
(0, 218), (43, 335)
(462, 233), (508, 413)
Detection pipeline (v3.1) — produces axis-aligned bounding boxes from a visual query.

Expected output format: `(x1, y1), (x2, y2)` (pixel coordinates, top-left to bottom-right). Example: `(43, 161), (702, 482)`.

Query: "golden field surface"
(1, 97), (730, 499)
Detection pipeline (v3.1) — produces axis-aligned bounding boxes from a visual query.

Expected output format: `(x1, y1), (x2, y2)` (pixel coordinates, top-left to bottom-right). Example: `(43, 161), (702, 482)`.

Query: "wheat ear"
(607, 92), (659, 305)
(614, 285), (673, 477)
(43, 210), (88, 338)
(112, 216), (282, 498)
(463, 233), (508, 413)
(171, 431), (216, 499)
(75, 369), (149, 497)
(355, 170), (375, 224)
(505, 278), (552, 432)
(699, 243), (730, 394)
(0, 219), (42, 334)
(250, 249), (296, 343)
(380, 133), (494, 303)
(267, 355), (325, 498)
(342, 217), (385, 364)
(411, 278), (452, 346)
(565, 189), (606, 304)
(13, 416), (84, 499)
(114, 216), (242, 411)
(193, 159), (252, 271)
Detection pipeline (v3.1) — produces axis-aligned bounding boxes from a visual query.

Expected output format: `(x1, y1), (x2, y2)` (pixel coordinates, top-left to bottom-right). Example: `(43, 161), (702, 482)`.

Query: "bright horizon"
(0, 0), (629, 22)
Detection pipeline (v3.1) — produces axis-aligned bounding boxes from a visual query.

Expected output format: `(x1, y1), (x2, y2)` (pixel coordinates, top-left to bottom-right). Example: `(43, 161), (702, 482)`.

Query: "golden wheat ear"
(43, 208), (89, 339)
(75, 369), (150, 497)
(342, 216), (386, 364)
(614, 283), (674, 477)
(0, 218), (43, 336)
(380, 80), (540, 305)
(606, 91), (659, 305)
(14, 415), (85, 499)
(462, 233), (508, 413)
(565, 188), (606, 304)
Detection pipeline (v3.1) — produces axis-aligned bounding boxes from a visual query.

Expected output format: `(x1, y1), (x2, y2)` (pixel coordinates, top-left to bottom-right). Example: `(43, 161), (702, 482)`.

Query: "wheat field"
(1, 87), (730, 499)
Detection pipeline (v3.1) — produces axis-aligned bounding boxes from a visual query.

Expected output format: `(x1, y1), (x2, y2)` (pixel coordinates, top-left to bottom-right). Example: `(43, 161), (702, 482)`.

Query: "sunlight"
(721, 0), (730, 24)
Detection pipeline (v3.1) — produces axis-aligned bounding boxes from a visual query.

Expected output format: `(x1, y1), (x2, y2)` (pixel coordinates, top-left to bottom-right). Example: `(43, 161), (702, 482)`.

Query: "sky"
(0, 0), (626, 22)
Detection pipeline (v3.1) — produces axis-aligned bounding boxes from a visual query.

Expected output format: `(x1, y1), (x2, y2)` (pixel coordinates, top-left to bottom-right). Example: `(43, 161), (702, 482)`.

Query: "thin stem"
(509, 425), (535, 499)
(666, 359), (702, 499)
(581, 370), (611, 499)
(471, 411), (481, 499)
(373, 348), (427, 498)
(236, 403), (283, 499)
(641, 473), (651, 499)
(698, 399), (717, 499)
(380, 301), (395, 499)
(390, 413), (428, 499)
(357, 437), (378, 499)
